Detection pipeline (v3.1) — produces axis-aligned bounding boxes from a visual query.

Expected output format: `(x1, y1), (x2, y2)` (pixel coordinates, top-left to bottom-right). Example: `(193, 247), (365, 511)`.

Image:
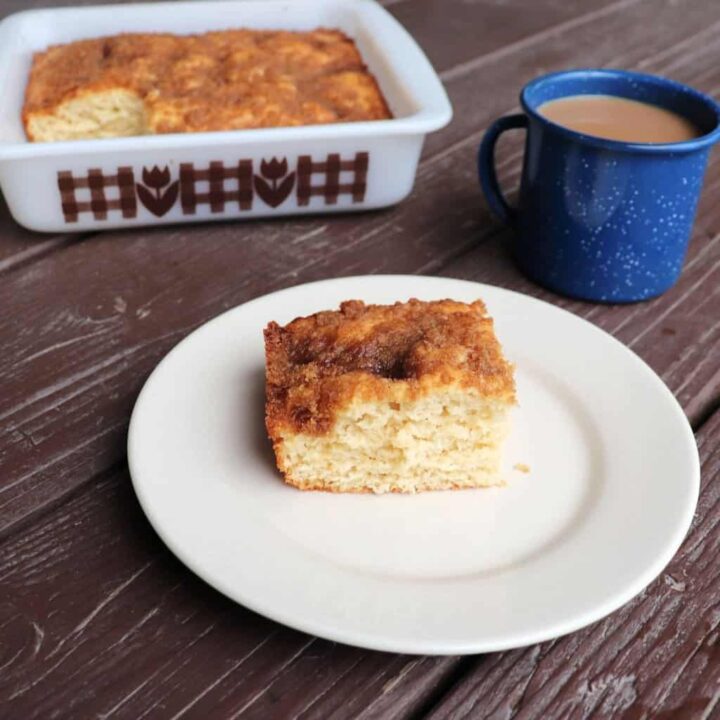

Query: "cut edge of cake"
(275, 387), (513, 493)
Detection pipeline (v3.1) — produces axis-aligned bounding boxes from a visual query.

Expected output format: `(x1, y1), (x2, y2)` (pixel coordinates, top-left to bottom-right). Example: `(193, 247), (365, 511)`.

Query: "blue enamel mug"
(478, 69), (720, 302)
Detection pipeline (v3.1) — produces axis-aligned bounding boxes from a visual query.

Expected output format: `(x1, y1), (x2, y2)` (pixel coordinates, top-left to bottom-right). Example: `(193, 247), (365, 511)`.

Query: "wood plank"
(0, 466), (459, 720)
(193, 648), (457, 719)
(1, 0), (719, 534)
(0, 197), (83, 273)
(386, 0), (620, 76)
(423, 407), (720, 720)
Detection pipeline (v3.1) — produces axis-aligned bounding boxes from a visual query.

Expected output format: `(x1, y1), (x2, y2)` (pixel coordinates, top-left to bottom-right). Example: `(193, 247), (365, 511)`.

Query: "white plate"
(128, 275), (700, 655)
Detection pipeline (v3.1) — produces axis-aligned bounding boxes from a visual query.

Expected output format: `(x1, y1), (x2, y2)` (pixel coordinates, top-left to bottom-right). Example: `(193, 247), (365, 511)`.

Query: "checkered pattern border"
(56, 152), (370, 223)
(58, 167), (136, 222)
(179, 160), (253, 215)
(297, 152), (369, 206)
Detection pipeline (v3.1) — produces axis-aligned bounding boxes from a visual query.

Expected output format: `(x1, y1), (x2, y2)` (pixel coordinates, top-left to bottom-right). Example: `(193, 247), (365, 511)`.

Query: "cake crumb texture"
(264, 299), (516, 494)
(23, 29), (392, 141)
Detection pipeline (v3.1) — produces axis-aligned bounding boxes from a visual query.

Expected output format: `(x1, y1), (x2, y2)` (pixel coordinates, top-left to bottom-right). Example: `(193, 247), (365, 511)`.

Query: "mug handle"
(477, 113), (528, 225)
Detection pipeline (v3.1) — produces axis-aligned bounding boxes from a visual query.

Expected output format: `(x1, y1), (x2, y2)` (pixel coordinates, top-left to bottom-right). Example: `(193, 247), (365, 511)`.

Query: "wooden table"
(2, 0), (720, 717)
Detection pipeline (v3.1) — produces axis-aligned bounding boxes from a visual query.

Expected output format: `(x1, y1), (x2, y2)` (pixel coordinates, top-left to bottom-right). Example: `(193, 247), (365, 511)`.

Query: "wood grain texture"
(2, 0), (719, 536)
(0, 196), (83, 273)
(423, 408), (720, 720)
(385, 0), (620, 75)
(0, 465), (459, 720)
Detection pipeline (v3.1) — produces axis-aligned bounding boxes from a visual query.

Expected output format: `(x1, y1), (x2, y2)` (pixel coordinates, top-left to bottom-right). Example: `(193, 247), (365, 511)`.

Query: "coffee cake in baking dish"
(23, 29), (392, 141)
(264, 298), (516, 493)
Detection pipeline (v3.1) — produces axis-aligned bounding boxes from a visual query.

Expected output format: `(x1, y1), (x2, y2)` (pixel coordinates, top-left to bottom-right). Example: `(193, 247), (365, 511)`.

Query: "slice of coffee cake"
(264, 298), (515, 493)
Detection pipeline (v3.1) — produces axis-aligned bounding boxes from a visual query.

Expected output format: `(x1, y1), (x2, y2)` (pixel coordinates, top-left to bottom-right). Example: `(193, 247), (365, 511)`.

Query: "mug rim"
(520, 68), (720, 153)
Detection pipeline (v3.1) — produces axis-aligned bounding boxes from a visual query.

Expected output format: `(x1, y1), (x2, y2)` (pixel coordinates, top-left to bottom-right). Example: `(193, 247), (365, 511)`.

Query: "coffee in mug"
(538, 95), (700, 144)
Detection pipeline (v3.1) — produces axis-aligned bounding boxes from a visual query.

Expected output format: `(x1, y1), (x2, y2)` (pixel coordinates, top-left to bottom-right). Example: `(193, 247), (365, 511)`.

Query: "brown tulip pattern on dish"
(56, 152), (369, 223)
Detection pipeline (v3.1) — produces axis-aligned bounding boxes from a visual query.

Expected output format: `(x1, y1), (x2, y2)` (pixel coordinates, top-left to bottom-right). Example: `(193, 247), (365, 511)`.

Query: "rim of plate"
(127, 275), (700, 654)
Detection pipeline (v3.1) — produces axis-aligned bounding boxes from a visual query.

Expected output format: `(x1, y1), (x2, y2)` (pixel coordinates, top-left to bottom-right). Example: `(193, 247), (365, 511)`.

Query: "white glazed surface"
(127, 275), (700, 655)
(0, 0), (451, 231)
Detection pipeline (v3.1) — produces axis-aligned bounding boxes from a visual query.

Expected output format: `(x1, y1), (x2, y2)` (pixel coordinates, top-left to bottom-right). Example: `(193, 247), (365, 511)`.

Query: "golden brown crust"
(23, 29), (392, 139)
(264, 299), (516, 439)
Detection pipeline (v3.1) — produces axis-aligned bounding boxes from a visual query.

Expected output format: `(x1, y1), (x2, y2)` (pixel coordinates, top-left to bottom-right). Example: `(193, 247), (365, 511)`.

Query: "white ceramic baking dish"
(0, 0), (451, 232)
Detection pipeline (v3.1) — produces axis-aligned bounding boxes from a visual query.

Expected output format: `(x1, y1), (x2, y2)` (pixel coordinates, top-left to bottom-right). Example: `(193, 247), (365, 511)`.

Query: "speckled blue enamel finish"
(479, 69), (720, 302)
